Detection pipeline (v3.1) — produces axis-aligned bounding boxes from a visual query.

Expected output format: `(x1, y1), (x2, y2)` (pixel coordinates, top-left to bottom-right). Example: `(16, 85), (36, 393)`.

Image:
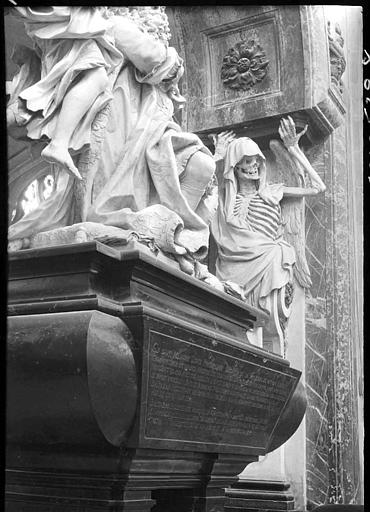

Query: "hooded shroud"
(211, 138), (296, 314)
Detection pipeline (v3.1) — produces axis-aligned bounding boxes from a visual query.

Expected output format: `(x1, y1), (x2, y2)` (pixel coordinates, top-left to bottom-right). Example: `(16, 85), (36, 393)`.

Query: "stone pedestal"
(7, 241), (306, 511)
(225, 480), (298, 512)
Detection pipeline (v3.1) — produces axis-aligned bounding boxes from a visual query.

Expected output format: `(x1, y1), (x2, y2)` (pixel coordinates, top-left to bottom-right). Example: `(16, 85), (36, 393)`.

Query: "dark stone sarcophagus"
(7, 242), (306, 511)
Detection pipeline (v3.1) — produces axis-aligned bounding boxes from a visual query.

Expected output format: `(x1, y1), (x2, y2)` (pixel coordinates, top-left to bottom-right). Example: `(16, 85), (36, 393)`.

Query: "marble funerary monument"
(5, 5), (362, 512)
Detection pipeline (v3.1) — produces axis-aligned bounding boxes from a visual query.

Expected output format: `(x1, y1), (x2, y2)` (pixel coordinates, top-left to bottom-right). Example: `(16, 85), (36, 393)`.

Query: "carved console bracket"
(298, 6), (346, 144)
(169, 5), (346, 146)
(221, 39), (269, 91)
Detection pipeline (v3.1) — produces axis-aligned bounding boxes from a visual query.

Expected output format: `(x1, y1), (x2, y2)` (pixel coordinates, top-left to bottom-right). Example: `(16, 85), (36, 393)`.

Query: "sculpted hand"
(210, 130), (236, 160)
(278, 116), (308, 150)
(162, 62), (186, 106)
(278, 117), (326, 193)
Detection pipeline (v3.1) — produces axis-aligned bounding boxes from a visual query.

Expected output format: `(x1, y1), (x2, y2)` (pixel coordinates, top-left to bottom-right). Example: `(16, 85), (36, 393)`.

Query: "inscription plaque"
(144, 330), (298, 452)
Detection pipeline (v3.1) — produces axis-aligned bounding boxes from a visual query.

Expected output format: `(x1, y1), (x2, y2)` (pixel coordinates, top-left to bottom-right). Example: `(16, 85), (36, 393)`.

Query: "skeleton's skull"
(234, 155), (260, 181)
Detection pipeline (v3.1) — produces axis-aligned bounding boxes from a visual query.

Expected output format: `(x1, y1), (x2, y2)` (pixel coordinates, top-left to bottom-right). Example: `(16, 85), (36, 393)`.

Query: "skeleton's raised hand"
(211, 130), (236, 160)
(278, 116), (308, 149)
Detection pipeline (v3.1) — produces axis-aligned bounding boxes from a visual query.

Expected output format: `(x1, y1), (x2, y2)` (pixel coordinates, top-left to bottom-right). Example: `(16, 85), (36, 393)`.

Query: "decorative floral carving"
(328, 21), (346, 94)
(284, 281), (295, 309)
(220, 39), (269, 91)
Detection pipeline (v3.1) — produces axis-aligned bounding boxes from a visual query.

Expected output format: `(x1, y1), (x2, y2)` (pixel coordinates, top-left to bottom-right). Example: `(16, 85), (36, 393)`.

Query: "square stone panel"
(169, 5), (306, 133)
(202, 11), (280, 108)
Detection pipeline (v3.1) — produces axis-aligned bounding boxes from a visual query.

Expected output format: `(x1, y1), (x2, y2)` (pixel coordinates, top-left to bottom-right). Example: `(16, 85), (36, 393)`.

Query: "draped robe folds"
(211, 152), (296, 316)
(87, 64), (211, 238)
(9, 7), (123, 150)
(8, 8), (212, 254)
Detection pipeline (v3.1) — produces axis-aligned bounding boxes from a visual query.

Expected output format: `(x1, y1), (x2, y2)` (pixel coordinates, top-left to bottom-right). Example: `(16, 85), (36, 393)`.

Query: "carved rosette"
(220, 39), (269, 91)
(284, 281), (295, 309)
(328, 21), (346, 94)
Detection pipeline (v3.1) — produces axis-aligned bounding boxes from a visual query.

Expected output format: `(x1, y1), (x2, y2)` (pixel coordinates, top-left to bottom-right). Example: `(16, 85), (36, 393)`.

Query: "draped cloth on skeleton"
(211, 138), (296, 314)
(8, 12), (212, 247)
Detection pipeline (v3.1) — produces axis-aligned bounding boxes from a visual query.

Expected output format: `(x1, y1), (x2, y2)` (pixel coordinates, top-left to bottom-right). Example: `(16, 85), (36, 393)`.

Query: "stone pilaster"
(304, 6), (363, 507)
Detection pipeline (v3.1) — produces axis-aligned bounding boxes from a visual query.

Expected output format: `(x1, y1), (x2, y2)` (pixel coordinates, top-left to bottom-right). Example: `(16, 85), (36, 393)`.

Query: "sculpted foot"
(41, 142), (82, 181)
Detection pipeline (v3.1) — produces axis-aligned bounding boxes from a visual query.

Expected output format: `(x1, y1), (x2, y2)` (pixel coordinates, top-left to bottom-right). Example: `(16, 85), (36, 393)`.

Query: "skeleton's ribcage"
(235, 193), (281, 239)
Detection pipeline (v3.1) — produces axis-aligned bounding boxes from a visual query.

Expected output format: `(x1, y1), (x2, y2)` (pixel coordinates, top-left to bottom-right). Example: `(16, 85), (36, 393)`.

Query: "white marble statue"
(7, 7), (123, 181)
(211, 117), (326, 348)
(7, 6), (217, 279)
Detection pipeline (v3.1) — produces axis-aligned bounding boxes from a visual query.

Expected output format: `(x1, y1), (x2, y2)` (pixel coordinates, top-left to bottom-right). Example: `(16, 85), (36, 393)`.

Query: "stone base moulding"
(225, 479), (299, 512)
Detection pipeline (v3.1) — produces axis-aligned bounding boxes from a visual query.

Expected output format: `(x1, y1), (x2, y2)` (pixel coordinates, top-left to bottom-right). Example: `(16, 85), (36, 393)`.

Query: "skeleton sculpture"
(211, 118), (326, 352)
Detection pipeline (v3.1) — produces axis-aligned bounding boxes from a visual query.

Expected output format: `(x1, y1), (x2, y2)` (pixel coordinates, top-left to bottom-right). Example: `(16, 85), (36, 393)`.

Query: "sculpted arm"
(211, 131), (236, 182)
(110, 15), (167, 75)
(110, 12), (185, 104)
(279, 117), (326, 197)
